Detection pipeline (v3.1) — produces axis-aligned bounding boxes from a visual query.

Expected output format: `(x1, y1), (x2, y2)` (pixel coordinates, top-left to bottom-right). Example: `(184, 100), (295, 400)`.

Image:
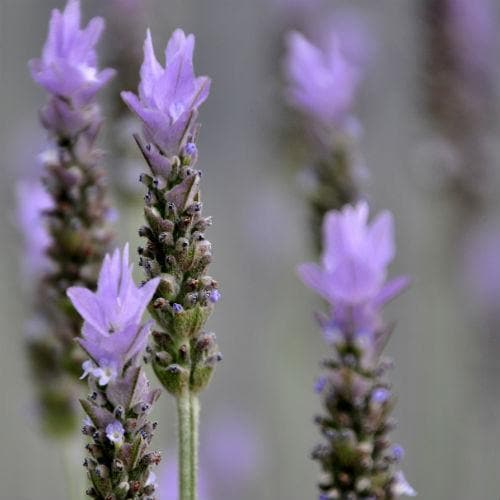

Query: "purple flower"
(29, 0), (115, 106)
(391, 470), (417, 497)
(67, 244), (160, 372)
(121, 29), (211, 156)
(298, 202), (409, 335)
(16, 179), (53, 279)
(209, 290), (221, 304)
(284, 31), (361, 132)
(371, 387), (391, 405)
(106, 420), (125, 446)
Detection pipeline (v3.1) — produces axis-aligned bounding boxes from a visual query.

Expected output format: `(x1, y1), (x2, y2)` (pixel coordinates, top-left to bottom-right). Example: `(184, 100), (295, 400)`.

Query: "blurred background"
(2, 0), (500, 498)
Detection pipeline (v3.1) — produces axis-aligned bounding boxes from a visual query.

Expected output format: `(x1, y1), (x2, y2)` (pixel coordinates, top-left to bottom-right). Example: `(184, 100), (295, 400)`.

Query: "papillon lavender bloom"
(26, 0), (115, 436)
(298, 202), (415, 499)
(68, 245), (162, 499)
(121, 29), (220, 500)
(284, 31), (365, 250)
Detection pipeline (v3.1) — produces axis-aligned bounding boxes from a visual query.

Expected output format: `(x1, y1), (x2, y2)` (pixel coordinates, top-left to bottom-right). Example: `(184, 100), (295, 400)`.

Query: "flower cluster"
(122, 29), (210, 157)
(68, 246), (162, 499)
(284, 31), (360, 135)
(29, 0), (115, 137)
(283, 28), (366, 251)
(68, 244), (160, 376)
(25, 0), (115, 436)
(299, 202), (415, 498)
(122, 29), (221, 397)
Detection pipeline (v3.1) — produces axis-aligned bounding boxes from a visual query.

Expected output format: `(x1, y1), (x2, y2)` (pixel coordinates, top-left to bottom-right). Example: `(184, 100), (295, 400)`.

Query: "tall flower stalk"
(298, 202), (415, 499)
(26, 0), (115, 436)
(68, 245), (162, 499)
(284, 30), (365, 251)
(121, 30), (221, 500)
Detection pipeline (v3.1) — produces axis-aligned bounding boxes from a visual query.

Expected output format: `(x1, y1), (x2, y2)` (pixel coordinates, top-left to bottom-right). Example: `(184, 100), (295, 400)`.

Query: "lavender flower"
(298, 202), (415, 498)
(121, 29), (210, 157)
(70, 245), (162, 499)
(298, 201), (409, 335)
(283, 28), (367, 251)
(68, 244), (159, 373)
(26, 0), (115, 436)
(29, 0), (115, 137)
(284, 31), (360, 135)
(122, 28), (221, 499)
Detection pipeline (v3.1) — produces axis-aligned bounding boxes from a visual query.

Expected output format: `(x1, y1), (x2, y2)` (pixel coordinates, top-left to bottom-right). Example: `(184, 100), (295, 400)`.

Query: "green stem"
(177, 389), (192, 500)
(190, 395), (200, 500)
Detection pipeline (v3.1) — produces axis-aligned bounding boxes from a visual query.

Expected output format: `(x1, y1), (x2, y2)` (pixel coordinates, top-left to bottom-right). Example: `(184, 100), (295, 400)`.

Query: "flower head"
(16, 179), (53, 279)
(121, 29), (211, 156)
(67, 244), (159, 372)
(29, 0), (115, 106)
(284, 31), (360, 132)
(298, 202), (409, 335)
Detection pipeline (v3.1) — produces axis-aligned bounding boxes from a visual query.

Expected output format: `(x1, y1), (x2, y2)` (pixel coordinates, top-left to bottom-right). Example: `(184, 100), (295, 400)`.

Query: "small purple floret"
(209, 290), (221, 304)
(371, 387), (390, 405)
(392, 444), (405, 462)
(106, 420), (125, 445)
(314, 376), (327, 394)
(172, 303), (184, 314)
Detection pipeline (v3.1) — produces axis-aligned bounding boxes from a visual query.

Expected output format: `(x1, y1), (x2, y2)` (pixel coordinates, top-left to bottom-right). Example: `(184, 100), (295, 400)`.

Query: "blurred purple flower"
(121, 29), (211, 156)
(159, 457), (211, 500)
(462, 224), (500, 315)
(29, 0), (115, 106)
(448, 0), (496, 72)
(159, 415), (262, 499)
(284, 31), (361, 132)
(16, 179), (53, 279)
(67, 244), (159, 372)
(298, 202), (409, 335)
(392, 470), (417, 497)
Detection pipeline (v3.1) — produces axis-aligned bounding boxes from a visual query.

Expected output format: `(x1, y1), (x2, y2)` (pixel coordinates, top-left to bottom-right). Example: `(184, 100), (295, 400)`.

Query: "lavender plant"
(284, 30), (365, 251)
(298, 202), (415, 499)
(423, 0), (497, 212)
(26, 0), (115, 436)
(67, 245), (162, 499)
(121, 30), (221, 500)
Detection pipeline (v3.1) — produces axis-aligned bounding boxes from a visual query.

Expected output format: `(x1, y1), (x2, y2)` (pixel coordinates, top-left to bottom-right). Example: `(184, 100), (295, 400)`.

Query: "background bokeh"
(2, 0), (500, 498)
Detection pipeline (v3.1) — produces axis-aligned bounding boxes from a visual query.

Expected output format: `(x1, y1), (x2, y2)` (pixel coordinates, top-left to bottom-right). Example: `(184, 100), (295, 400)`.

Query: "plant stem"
(177, 388), (192, 500)
(190, 394), (200, 500)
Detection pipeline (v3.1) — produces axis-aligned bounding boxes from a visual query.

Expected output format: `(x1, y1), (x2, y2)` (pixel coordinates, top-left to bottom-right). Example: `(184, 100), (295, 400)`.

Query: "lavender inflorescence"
(299, 202), (415, 499)
(121, 30), (221, 398)
(135, 139), (221, 396)
(67, 244), (162, 498)
(284, 30), (365, 251)
(312, 335), (408, 499)
(80, 366), (161, 499)
(26, 0), (115, 436)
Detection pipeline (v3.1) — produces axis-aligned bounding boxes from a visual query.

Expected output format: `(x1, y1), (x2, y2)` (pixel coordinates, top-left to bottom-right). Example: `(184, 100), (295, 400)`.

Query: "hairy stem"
(177, 389), (193, 500)
(190, 394), (200, 500)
